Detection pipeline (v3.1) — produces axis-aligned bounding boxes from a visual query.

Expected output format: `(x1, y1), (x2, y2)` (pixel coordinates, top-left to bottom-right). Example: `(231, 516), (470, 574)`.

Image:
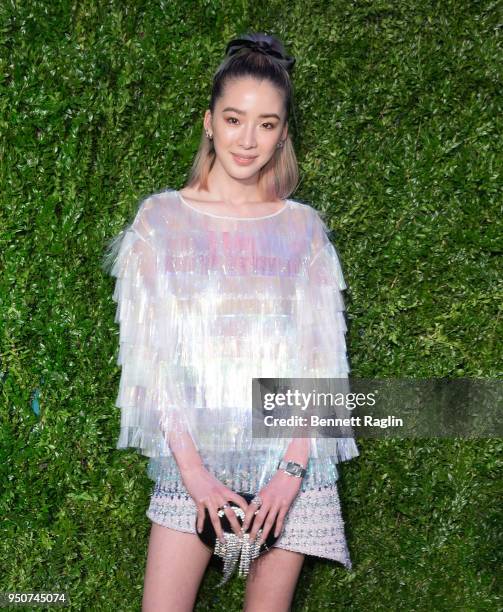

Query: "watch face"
(288, 464), (302, 476)
(279, 460), (305, 477)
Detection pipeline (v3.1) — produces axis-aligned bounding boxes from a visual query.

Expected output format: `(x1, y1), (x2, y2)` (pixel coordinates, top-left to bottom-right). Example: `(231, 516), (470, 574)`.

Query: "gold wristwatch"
(277, 459), (307, 478)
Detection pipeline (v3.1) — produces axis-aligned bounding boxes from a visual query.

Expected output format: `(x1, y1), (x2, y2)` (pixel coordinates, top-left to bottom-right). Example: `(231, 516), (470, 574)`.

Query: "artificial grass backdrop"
(1, 1), (501, 610)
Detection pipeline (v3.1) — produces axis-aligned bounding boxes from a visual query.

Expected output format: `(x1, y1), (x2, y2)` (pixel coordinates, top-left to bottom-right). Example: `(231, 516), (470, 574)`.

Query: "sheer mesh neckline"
(176, 190), (290, 221)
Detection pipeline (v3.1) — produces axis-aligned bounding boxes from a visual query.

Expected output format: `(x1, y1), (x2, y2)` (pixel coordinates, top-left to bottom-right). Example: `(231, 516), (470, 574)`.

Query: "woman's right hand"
(180, 464), (249, 544)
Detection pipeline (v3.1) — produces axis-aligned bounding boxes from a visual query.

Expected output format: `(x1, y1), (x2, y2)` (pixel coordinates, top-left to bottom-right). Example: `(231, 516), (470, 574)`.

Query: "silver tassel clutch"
(196, 492), (279, 586)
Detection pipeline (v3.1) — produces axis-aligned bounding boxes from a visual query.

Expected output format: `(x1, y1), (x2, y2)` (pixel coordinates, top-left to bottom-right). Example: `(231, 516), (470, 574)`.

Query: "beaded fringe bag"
(196, 492), (279, 586)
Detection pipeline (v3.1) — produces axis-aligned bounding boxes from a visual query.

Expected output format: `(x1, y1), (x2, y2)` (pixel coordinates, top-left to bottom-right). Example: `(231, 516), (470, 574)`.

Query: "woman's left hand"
(241, 470), (303, 544)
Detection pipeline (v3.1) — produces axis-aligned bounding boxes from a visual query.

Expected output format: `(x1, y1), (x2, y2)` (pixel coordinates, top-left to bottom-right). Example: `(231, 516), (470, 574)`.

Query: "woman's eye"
(225, 118), (276, 129)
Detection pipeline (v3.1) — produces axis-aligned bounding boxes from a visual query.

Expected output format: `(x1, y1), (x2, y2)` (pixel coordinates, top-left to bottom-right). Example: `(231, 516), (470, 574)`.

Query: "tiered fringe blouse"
(103, 188), (359, 565)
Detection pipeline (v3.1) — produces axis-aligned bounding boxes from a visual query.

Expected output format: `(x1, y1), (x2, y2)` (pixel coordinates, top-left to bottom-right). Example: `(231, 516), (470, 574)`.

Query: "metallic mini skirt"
(146, 471), (353, 569)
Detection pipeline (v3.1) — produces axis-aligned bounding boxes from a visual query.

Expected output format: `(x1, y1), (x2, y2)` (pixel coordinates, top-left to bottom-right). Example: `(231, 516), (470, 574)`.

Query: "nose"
(238, 124), (257, 149)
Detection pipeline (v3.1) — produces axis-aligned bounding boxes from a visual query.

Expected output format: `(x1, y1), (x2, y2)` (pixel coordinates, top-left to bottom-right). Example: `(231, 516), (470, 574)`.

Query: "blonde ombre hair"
(184, 32), (299, 202)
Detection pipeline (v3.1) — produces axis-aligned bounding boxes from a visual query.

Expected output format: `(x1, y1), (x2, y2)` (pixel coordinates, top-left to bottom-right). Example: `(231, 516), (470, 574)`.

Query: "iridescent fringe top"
(102, 188), (359, 492)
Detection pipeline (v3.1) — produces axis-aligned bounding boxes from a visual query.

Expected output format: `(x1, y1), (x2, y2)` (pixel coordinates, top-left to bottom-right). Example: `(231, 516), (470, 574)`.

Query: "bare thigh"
(142, 522), (213, 612)
(243, 547), (305, 612)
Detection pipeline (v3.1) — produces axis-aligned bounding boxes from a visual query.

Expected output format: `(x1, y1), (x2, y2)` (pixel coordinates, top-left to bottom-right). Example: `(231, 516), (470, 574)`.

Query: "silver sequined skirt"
(146, 470), (353, 569)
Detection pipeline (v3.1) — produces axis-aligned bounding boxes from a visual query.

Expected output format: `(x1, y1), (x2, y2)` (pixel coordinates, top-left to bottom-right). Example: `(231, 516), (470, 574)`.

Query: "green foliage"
(0, 1), (500, 610)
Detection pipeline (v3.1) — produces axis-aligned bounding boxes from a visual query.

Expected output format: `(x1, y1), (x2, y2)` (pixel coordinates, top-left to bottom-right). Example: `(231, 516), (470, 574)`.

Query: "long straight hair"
(184, 33), (299, 202)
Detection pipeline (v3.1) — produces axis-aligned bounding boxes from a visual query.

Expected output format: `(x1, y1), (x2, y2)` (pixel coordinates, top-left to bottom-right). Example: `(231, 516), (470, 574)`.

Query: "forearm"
(163, 427), (204, 473)
(281, 437), (310, 468)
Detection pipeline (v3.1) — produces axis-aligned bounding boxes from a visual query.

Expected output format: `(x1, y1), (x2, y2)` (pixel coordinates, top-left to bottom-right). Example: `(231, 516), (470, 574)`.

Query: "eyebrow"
(221, 106), (281, 120)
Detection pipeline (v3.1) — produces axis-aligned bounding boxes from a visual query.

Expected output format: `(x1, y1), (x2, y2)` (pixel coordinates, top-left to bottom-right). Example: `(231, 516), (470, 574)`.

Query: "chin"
(228, 169), (261, 180)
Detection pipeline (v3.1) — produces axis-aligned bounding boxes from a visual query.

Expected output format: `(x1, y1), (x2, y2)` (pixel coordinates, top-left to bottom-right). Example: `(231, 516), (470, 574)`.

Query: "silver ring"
(218, 503), (230, 511)
(251, 496), (263, 508)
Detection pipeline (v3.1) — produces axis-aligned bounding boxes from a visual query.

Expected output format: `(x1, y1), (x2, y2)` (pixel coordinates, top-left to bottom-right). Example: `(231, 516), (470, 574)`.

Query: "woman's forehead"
(217, 78), (285, 111)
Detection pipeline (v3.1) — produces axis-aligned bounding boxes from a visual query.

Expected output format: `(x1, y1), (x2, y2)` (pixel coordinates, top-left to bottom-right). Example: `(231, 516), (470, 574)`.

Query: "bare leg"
(243, 548), (305, 612)
(142, 522), (213, 612)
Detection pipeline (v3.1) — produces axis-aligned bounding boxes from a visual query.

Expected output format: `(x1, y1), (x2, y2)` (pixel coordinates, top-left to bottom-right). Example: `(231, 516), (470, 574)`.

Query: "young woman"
(103, 32), (359, 612)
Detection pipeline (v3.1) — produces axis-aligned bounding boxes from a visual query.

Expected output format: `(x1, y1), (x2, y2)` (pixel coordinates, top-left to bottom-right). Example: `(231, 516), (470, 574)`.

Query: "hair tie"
(225, 38), (296, 72)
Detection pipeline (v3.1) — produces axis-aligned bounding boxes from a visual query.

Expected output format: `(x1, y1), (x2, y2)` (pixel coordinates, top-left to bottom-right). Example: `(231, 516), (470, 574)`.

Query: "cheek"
(218, 124), (237, 142)
(261, 130), (280, 147)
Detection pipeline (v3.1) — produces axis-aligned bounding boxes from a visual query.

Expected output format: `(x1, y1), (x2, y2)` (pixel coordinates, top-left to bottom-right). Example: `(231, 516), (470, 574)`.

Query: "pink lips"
(232, 153), (258, 166)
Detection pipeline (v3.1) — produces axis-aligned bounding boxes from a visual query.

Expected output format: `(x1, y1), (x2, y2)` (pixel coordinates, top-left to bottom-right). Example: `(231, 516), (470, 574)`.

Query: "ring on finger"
(251, 496), (263, 508)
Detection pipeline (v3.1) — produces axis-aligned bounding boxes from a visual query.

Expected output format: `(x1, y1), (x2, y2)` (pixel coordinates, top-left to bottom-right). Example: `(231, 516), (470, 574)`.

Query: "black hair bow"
(225, 38), (296, 71)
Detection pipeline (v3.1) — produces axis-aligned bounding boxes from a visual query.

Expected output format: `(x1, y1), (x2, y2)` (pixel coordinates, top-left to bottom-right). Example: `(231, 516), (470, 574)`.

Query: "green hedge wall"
(1, 1), (500, 610)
